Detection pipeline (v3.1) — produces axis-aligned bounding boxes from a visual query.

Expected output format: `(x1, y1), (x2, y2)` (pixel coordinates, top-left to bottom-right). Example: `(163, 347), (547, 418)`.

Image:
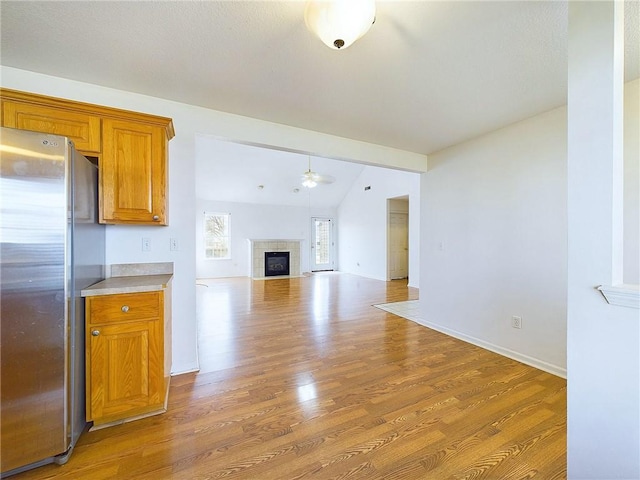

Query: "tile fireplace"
(249, 239), (302, 279)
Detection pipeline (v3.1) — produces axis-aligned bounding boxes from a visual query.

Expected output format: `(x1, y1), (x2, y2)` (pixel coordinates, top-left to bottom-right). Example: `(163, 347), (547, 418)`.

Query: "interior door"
(389, 212), (409, 279)
(311, 218), (333, 271)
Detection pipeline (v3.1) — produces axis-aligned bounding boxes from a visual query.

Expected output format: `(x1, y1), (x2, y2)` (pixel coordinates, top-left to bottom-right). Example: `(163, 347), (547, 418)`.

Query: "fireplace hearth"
(265, 252), (290, 277)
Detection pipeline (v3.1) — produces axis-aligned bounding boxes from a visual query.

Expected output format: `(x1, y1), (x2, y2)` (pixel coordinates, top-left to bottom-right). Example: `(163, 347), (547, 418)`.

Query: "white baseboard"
(170, 361), (200, 376)
(409, 317), (567, 379)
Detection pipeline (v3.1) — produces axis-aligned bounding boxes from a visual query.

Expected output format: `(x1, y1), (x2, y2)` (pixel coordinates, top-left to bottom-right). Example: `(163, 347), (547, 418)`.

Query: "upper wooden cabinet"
(101, 119), (167, 225)
(0, 88), (174, 226)
(2, 100), (102, 153)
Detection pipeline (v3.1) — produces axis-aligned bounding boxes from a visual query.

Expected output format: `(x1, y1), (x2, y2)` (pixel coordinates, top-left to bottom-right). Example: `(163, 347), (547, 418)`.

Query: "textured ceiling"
(1, 1), (637, 207)
(2, 1), (637, 156)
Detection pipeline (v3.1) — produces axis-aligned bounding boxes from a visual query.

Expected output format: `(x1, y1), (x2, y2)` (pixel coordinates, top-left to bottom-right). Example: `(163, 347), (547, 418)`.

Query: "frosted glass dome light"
(304, 0), (376, 50)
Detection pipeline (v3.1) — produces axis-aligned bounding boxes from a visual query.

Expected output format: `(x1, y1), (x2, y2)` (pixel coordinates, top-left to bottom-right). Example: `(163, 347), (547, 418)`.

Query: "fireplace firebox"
(265, 252), (290, 277)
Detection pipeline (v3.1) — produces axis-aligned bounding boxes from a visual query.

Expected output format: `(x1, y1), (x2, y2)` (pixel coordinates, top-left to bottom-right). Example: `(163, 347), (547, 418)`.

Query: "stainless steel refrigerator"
(0, 127), (105, 477)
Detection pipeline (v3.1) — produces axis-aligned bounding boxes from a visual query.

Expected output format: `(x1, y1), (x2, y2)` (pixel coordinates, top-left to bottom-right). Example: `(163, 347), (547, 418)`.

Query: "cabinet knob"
(121, 305), (129, 313)
(152, 215), (160, 221)
(91, 330), (100, 336)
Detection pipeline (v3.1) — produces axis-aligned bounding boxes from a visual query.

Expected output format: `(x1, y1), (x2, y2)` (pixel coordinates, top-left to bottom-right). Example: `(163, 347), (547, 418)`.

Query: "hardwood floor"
(12, 273), (566, 479)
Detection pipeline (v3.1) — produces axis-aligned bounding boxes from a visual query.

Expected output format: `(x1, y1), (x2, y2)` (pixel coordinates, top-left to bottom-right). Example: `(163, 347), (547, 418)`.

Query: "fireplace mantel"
(248, 239), (302, 279)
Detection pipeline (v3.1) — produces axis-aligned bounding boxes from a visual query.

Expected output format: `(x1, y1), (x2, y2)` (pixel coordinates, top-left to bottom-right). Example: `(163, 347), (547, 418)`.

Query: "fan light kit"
(301, 156), (335, 188)
(304, 0), (376, 50)
(302, 155), (318, 188)
(302, 174), (317, 189)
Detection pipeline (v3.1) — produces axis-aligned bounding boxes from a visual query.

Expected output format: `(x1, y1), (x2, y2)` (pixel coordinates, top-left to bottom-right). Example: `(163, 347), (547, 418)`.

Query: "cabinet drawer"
(88, 291), (161, 324)
(2, 100), (101, 153)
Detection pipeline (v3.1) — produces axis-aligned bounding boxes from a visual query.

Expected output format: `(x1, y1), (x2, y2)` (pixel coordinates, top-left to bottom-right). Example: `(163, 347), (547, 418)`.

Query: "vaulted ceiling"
(195, 136), (369, 209)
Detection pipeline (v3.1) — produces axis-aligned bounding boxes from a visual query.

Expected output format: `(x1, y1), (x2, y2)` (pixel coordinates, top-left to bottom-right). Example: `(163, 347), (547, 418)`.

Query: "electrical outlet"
(511, 315), (522, 329)
(142, 237), (151, 252)
(170, 238), (179, 251)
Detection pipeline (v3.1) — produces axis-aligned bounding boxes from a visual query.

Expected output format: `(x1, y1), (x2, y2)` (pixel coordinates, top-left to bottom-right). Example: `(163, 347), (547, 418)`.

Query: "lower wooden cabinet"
(85, 289), (170, 428)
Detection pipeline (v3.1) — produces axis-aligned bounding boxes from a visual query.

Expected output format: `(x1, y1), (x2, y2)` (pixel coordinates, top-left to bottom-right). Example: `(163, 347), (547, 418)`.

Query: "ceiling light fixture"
(302, 172), (317, 189)
(302, 156), (318, 188)
(304, 0), (376, 50)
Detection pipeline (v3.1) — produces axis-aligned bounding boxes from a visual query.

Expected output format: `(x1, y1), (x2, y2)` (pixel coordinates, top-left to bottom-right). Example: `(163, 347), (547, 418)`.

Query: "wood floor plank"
(10, 273), (566, 479)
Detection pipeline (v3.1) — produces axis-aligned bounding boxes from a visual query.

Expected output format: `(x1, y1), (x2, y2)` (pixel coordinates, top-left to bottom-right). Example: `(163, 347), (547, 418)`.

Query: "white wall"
(420, 106), (568, 376)
(419, 67), (639, 473)
(1, 66), (426, 374)
(419, 74), (639, 378)
(196, 199), (335, 278)
(338, 166), (420, 287)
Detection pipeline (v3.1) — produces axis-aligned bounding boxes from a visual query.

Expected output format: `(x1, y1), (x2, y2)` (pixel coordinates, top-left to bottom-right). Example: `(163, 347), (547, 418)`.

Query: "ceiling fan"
(301, 156), (335, 188)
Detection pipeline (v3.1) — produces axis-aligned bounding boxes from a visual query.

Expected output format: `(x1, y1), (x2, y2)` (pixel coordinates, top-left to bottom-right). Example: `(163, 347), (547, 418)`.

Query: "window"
(204, 212), (231, 259)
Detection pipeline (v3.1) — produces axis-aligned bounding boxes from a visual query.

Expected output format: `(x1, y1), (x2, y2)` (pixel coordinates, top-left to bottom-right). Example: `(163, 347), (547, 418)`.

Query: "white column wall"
(567, 3), (639, 478)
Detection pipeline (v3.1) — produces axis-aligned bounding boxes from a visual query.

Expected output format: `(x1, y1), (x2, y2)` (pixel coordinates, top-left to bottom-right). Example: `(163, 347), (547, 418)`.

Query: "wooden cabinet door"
(101, 119), (167, 225)
(87, 319), (163, 423)
(2, 100), (101, 153)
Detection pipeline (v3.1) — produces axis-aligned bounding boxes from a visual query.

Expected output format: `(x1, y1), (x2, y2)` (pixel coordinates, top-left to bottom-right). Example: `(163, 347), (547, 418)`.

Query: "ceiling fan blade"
(301, 171), (335, 185)
(301, 158), (335, 186)
(315, 174), (335, 184)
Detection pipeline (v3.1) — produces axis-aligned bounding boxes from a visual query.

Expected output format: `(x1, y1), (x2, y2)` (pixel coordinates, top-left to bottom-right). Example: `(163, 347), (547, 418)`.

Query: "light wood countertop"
(82, 274), (172, 297)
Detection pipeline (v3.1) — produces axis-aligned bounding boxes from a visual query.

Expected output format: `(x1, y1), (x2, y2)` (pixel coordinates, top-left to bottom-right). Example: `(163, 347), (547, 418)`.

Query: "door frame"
(310, 217), (335, 272)
(387, 197), (409, 281)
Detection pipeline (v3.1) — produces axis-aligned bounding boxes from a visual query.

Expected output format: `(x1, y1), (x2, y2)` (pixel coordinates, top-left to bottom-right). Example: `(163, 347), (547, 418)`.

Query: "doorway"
(311, 217), (334, 271)
(388, 198), (409, 280)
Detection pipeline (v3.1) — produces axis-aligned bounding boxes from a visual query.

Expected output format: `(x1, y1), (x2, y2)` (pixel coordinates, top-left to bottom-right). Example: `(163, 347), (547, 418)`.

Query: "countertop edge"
(81, 274), (173, 297)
